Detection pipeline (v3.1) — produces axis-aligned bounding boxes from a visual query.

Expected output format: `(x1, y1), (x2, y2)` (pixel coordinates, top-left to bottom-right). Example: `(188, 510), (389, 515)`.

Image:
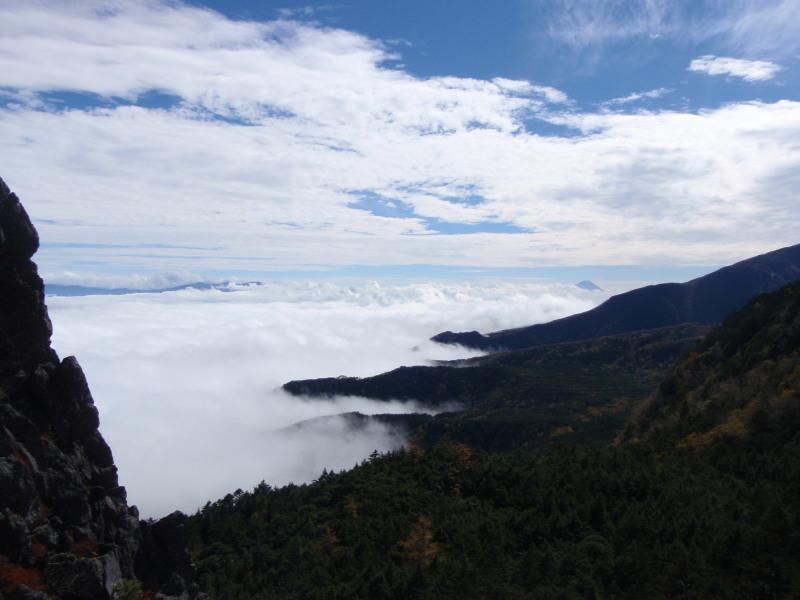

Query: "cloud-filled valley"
(46, 281), (601, 516)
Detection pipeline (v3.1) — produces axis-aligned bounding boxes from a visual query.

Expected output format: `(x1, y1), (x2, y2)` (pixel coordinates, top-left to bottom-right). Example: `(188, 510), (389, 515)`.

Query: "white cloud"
(0, 0), (797, 276)
(493, 78), (570, 103)
(602, 87), (672, 107)
(688, 55), (781, 81)
(0, 1), (537, 133)
(276, 5), (332, 20)
(6, 95), (799, 273)
(47, 281), (600, 516)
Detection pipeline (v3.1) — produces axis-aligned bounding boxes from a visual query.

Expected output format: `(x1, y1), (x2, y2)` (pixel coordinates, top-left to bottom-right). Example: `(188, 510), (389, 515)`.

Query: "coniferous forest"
(187, 283), (800, 599)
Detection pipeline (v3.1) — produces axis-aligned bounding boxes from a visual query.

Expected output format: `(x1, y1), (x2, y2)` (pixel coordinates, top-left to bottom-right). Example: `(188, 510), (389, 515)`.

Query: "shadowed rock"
(0, 177), (204, 599)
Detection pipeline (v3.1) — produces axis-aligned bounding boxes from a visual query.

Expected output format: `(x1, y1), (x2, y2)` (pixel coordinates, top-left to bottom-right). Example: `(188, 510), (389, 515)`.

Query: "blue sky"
(0, 0), (798, 287)
(209, 1), (800, 103)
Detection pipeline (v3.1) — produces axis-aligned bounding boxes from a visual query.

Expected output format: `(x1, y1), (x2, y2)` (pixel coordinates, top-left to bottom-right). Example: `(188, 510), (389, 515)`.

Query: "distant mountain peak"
(576, 280), (602, 291)
(433, 243), (800, 351)
(44, 280), (248, 297)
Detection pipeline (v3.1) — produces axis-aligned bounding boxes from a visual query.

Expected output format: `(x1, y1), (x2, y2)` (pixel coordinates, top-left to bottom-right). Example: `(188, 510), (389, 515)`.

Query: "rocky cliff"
(0, 178), (203, 599)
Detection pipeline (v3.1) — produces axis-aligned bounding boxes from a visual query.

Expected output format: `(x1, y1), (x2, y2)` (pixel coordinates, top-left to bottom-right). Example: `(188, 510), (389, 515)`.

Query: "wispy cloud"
(602, 87), (672, 107)
(492, 78), (570, 104)
(716, 0), (800, 59)
(0, 1), (550, 132)
(688, 55), (781, 82)
(544, 0), (676, 49)
(544, 0), (800, 60)
(276, 5), (334, 20)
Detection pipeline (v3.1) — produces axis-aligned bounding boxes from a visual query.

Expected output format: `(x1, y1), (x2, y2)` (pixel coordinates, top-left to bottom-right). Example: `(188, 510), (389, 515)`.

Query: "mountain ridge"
(432, 243), (800, 351)
(44, 281), (253, 297)
(284, 324), (709, 451)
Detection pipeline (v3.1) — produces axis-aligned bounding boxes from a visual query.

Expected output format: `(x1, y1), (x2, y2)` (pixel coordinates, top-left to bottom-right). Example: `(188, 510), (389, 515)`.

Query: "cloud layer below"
(47, 280), (601, 516)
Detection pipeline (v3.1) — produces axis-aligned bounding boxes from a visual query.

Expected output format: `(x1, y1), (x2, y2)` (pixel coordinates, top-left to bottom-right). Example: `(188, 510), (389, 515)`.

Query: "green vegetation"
(189, 430), (800, 599)
(629, 281), (800, 445)
(189, 284), (800, 599)
(287, 324), (708, 452)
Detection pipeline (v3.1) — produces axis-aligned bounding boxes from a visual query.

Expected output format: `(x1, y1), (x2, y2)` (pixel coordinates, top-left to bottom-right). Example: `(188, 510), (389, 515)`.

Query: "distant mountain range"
(44, 281), (258, 296)
(432, 243), (800, 351)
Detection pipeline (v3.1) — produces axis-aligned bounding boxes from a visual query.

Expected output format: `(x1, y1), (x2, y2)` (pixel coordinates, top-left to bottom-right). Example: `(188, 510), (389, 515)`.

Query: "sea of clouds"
(46, 280), (603, 517)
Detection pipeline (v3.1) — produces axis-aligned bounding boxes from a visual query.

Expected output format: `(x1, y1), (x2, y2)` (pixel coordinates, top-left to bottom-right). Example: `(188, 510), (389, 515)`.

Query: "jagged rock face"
(0, 178), (203, 599)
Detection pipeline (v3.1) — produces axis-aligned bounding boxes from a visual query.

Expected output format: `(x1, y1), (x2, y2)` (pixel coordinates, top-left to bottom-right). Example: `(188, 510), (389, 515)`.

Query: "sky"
(48, 280), (600, 516)
(1, 0), (799, 286)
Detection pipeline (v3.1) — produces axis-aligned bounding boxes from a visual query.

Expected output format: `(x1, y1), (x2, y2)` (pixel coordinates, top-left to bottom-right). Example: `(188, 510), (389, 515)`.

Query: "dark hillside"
(627, 281), (800, 444)
(432, 243), (800, 350)
(285, 324), (708, 451)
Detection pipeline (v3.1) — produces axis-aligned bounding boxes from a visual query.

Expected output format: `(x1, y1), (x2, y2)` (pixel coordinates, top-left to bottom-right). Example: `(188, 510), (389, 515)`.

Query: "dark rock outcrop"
(432, 243), (800, 350)
(0, 178), (203, 599)
(136, 512), (197, 597)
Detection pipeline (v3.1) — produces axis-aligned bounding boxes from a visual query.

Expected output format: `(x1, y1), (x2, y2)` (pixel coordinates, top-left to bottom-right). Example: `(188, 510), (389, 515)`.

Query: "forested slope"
(285, 324), (708, 451)
(190, 283), (800, 599)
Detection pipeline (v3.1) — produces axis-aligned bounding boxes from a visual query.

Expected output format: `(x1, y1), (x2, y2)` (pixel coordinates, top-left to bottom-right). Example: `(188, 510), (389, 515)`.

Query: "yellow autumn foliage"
(399, 517), (438, 566)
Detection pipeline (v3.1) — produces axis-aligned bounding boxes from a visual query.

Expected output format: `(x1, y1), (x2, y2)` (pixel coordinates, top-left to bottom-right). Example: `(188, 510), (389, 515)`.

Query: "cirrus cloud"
(544, 0), (800, 60)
